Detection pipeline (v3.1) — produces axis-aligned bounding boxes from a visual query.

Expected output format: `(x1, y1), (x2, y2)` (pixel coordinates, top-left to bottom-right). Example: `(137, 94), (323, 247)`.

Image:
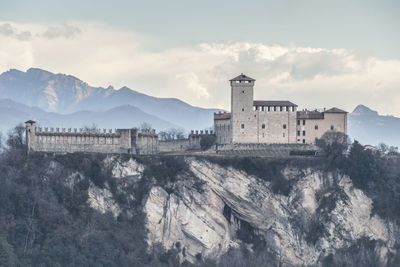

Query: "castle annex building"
(214, 74), (347, 145)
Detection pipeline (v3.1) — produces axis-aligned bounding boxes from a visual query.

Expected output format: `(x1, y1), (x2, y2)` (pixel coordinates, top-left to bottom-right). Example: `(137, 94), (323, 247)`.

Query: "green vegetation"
(0, 125), (399, 266)
(200, 135), (216, 151)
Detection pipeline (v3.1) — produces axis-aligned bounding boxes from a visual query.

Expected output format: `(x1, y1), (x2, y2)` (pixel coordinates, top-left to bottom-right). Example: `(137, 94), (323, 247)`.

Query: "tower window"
(303, 120), (306, 125)
(242, 90), (245, 93)
(297, 120), (300, 125)
(315, 125), (318, 130)
(303, 139), (306, 144)
(331, 125), (334, 130)
(242, 108), (244, 111)
(268, 106), (270, 112)
(283, 124), (287, 129)
(241, 124), (245, 129)
(303, 130), (306, 136)
(274, 106), (276, 111)
(297, 130), (300, 136)
(262, 123), (265, 129)
(280, 106), (283, 112)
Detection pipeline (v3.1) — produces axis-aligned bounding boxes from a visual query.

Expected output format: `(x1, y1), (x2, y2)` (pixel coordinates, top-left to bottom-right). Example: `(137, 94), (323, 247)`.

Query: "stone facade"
(25, 120), (159, 155)
(214, 74), (348, 145)
(25, 121), (215, 154)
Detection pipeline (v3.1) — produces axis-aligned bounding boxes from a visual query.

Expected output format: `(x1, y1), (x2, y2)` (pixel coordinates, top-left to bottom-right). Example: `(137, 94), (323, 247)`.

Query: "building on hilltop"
(25, 121), (214, 154)
(214, 73), (347, 145)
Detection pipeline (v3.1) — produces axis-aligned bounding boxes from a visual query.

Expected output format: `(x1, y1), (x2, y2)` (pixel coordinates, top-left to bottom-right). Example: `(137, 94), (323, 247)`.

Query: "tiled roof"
(325, 107), (348, 113)
(253, 100), (298, 107)
(214, 113), (231, 120)
(297, 111), (324, 119)
(230, 73), (256, 81)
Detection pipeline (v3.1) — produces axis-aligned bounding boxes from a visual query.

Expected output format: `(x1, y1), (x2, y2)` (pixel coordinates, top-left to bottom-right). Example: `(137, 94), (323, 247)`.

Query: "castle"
(25, 121), (211, 155)
(214, 74), (347, 146)
(25, 73), (347, 155)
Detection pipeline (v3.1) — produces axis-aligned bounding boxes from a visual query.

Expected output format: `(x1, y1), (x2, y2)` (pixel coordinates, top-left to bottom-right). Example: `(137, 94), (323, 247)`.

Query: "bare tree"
(139, 122), (153, 131)
(158, 128), (186, 141)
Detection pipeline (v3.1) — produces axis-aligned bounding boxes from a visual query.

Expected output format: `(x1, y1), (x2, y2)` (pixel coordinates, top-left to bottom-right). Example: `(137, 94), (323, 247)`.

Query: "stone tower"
(25, 120), (36, 153)
(230, 73), (257, 143)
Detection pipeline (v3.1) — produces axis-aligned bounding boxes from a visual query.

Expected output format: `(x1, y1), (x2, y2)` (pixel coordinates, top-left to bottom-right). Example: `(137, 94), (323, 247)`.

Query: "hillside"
(0, 132), (399, 266)
(0, 68), (221, 131)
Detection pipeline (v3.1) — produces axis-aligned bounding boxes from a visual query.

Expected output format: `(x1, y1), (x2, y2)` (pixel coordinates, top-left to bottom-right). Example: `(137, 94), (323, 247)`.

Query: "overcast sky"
(1, 0), (399, 115)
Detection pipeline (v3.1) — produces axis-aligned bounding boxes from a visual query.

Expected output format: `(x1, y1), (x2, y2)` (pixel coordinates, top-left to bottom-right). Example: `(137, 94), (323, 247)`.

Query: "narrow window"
(242, 108), (244, 111)
(261, 106), (264, 111)
(286, 106), (289, 111)
(302, 139), (306, 144)
(330, 125), (334, 130)
(280, 106), (283, 112)
(241, 124), (245, 129)
(262, 123), (265, 129)
(303, 130), (306, 136)
(283, 124), (287, 129)
(303, 120), (306, 125)
(292, 106), (295, 112)
(268, 106), (270, 112)
(315, 125), (318, 130)
(297, 120), (300, 125)
(297, 130), (300, 136)
(274, 106), (276, 111)
(242, 90), (245, 93)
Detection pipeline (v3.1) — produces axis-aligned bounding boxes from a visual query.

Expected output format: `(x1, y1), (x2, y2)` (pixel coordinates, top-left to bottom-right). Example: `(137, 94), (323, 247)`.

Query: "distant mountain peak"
(351, 105), (378, 116)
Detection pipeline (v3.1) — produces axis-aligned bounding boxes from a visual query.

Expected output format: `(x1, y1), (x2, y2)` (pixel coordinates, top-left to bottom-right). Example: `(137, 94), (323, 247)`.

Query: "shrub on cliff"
(200, 135), (216, 151)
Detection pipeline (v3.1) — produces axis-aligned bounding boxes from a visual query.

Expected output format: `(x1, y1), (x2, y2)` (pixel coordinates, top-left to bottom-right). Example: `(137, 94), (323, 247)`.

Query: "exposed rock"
(111, 157), (144, 179)
(88, 183), (120, 217)
(142, 158), (394, 265)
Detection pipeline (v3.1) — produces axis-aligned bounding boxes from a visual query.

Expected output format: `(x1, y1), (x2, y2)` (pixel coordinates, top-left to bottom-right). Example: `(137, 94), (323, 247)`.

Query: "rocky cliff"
(87, 156), (399, 266)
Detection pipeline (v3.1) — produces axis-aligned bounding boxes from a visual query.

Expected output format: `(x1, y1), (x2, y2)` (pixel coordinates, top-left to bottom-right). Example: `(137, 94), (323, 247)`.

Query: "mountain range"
(0, 68), (220, 132)
(0, 68), (399, 147)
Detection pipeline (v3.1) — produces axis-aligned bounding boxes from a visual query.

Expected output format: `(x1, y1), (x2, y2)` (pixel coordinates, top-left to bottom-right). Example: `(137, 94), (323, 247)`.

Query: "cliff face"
(91, 156), (397, 266)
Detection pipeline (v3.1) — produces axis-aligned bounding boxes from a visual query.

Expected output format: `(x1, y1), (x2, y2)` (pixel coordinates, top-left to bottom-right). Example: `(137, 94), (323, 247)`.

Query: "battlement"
(35, 127), (121, 137)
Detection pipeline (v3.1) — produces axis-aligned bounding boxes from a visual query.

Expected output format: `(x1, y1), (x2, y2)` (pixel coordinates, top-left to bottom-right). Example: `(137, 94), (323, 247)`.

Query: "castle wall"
(296, 113), (347, 144)
(27, 126), (130, 154)
(135, 131), (159, 154)
(214, 117), (231, 145)
(158, 131), (214, 152)
(255, 106), (297, 144)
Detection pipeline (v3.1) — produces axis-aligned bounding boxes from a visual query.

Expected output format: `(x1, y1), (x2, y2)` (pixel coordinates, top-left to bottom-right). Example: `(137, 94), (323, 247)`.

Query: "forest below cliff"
(0, 126), (399, 267)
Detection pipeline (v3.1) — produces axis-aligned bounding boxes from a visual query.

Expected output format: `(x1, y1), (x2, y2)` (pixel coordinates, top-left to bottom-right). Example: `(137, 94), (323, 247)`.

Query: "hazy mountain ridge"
(0, 99), (178, 134)
(348, 105), (400, 147)
(0, 68), (221, 131)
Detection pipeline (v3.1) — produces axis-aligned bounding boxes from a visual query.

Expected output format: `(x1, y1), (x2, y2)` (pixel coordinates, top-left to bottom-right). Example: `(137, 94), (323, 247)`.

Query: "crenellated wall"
(25, 121), (158, 154)
(158, 130), (214, 153)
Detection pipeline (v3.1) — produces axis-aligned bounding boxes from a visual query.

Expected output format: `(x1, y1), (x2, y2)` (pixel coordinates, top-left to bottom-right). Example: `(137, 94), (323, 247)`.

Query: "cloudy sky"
(1, 0), (399, 115)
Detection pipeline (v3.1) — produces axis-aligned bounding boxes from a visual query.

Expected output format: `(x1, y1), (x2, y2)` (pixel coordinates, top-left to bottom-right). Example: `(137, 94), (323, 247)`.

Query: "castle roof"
(253, 100), (298, 107)
(214, 113), (231, 120)
(297, 111), (324, 119)
(325, 107), (348, 113)
(230, 73), (256, 81)
(25, 120), (36, 124)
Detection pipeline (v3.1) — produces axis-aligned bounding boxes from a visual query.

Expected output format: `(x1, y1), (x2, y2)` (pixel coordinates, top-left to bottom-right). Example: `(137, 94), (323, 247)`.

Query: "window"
(297, 130), (300, 136)
(280, 106), (283, 112)
(241, 124), (245, 129)
(283, 124), (287, 129)
(303, 120), (306, 125)
(262, 106), (264, 111)
(262, 123), (265, 129)
(242, 90), (245, 93)
(330, 125), (334, 130)
(292, 106), (295, 112)
(297, 120), (300, 125)
(268, 106), (270, 112)
(315, 125), (318, 130)
(303, 130), (306, 136)
(242, 108), (244, 111)
(302, 139), (305, 144)
(286, 106), (289, 111)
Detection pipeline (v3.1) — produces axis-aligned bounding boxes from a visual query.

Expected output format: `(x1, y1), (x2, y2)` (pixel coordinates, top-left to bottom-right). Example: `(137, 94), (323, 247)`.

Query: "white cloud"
(0, 21), (400, 116)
